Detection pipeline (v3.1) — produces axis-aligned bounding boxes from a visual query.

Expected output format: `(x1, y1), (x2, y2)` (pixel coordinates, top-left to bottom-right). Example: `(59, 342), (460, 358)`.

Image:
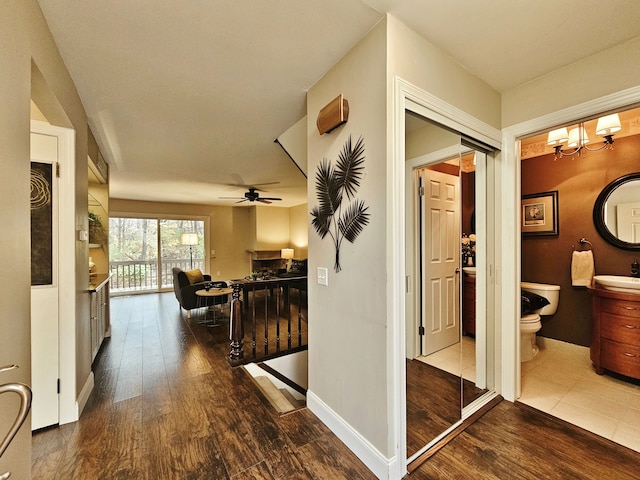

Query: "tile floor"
(420, 335), (477, 382)
(519, 337), (640, 453)
(420, 336), (640, 453)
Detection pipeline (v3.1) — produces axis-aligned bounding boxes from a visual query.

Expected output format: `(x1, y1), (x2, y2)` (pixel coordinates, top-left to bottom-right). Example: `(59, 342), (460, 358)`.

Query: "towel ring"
(572, 237), (593, 251)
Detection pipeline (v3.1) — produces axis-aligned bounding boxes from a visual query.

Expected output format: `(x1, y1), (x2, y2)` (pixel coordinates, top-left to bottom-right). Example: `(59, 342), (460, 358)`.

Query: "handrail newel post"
(228, 282), (244, 366)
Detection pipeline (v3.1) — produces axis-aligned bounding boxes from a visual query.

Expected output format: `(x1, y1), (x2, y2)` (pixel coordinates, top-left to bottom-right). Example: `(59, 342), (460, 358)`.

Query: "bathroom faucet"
(632, 258), (640, 278)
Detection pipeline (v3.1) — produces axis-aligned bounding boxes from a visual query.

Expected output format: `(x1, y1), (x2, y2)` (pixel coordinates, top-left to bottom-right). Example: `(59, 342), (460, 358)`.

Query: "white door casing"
(420, 168), (460, 355)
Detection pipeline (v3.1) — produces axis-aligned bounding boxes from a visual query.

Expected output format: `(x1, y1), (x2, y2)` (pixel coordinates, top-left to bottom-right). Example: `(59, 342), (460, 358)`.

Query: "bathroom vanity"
(587, 285), (640, 380)
(462, 272), (476, 336)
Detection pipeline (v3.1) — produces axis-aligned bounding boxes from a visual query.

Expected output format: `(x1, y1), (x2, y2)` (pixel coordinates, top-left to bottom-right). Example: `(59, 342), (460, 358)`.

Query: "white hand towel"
(571, 250), (594, 287)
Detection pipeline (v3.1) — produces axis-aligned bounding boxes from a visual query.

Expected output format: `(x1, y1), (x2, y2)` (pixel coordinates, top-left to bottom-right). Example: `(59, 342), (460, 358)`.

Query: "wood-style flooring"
(32, 292), (640, 479)
(406, 359), (487, 457)
(31, 292), (372, 479)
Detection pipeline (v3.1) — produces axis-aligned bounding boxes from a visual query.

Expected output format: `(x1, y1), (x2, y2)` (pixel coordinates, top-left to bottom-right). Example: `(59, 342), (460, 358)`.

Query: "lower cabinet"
(462, 274), (476, 337)
(89, 275), (111, 362)
(588, 285), (640, 380)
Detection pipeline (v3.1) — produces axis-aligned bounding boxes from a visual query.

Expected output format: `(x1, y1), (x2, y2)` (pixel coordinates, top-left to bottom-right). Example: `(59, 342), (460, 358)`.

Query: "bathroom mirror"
(593, 172), (640, 250)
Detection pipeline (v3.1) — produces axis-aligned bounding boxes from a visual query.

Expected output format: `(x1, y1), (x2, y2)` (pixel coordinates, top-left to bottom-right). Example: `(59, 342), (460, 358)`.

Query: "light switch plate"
(317, 267), (328, 286)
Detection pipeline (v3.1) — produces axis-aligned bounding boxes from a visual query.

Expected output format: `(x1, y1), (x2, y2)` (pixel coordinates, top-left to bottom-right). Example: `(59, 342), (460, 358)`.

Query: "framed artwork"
(521, 190), (559, 236)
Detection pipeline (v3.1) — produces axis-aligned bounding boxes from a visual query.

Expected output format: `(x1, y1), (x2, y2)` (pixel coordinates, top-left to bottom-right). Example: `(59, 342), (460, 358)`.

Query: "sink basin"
(593, 275), (640, 293)
(463, 267), (476, 277)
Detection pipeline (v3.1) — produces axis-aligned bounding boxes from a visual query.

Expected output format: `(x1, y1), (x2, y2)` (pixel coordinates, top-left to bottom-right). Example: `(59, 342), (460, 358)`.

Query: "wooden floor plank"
(32, 292), (640, 479)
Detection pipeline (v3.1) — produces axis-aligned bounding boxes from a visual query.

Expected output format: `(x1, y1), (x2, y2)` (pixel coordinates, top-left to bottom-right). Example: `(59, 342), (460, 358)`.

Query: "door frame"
(391, 77), (502, 476)
(501, 85), (640, 400)
(30, 120), (78, 426)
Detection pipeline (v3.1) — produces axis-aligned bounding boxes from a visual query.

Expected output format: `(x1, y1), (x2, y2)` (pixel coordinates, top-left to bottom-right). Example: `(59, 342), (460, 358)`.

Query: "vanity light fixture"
(547, 113), (621, 160)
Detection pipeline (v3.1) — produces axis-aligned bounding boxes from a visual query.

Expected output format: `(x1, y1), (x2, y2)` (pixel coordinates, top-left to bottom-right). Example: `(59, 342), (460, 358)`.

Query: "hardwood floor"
(32, 292), (640, 479)
(32, 292), (372, 479)
(410, 401), (640, 480)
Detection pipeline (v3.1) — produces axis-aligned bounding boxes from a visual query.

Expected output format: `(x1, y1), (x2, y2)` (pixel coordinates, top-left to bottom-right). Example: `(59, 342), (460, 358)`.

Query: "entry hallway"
(32, 293), (640, 479)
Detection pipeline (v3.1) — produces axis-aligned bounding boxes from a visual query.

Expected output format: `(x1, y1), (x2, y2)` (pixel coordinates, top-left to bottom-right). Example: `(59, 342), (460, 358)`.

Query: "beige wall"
(307, 17), (390, 454)
(255, 206), (290, 251)
(289, 203), (309, 259)
(502, 36), (640, 127)
(0, 1), (93, 477)
(387, 16), (501, 130)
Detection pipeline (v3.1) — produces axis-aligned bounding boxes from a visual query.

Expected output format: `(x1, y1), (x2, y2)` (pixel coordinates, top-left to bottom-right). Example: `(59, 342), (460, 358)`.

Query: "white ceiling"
(36, 0), (640, 207)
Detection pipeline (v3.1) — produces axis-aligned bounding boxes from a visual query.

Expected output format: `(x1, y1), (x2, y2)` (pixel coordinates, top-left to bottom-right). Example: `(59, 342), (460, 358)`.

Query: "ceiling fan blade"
(219, 196), (244, 200)
(222, 181), (280, 192)
(259, 197), (282, 201)
(235, 199), (248, 203)
(257, 199), (272, 204)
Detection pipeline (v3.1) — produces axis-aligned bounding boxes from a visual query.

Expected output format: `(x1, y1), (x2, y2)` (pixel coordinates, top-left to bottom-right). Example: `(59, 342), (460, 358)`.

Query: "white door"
(420, 168), (461, 355)
(30, 131), (60, 430)
(617, 201), (640, 242)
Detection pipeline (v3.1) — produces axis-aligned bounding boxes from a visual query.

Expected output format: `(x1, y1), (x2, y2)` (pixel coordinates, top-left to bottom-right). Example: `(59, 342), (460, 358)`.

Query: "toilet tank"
(521, 282), (560, 315)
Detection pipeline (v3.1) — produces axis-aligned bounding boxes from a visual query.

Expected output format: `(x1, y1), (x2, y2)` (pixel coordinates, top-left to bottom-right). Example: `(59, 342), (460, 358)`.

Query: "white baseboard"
(306, 390), (401, 480)
(76, 371), (94, 418)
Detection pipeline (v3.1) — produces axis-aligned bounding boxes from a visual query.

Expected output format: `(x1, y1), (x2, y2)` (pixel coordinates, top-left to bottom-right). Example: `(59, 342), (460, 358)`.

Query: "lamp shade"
(547, 127), (569, 146)
(181, 233), (198, 246)
(281, 248), (294, 259)
(567, 127), (589, 148)
(596, 113), (621, 135)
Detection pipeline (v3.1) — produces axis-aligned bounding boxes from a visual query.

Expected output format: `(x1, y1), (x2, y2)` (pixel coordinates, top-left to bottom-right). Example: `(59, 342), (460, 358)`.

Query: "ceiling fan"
(220, 187), (282, 204)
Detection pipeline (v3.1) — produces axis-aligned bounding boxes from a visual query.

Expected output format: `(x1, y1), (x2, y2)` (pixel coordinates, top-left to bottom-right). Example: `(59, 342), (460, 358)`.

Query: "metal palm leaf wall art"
(311, 135), (370, 272)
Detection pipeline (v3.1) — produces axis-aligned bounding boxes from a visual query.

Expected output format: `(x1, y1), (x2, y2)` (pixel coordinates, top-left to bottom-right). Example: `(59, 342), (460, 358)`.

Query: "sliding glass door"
(109, 217), (206, 293)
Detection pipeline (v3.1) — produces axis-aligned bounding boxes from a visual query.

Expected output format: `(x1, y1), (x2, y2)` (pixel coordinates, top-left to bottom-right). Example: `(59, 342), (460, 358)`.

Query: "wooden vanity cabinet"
(587, 285), (640, 380)
(462, 274), (476, 337)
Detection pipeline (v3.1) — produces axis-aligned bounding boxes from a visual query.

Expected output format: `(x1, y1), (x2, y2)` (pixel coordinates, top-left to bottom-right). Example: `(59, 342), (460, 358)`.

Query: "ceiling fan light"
(547, 127), (569, 146)
(596, 113), (622, 135)
(567, 127), (589, 148)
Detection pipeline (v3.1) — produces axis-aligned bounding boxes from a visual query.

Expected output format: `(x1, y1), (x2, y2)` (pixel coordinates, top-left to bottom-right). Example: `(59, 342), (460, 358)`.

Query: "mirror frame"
(593, 172), (640, 251)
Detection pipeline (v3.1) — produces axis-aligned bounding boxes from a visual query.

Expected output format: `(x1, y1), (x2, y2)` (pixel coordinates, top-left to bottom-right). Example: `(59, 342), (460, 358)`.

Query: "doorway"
(30, 120), (77, 430)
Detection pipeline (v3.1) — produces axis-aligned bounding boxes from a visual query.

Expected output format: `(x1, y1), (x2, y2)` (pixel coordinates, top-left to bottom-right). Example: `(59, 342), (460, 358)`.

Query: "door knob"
(0, 383), (32, 459)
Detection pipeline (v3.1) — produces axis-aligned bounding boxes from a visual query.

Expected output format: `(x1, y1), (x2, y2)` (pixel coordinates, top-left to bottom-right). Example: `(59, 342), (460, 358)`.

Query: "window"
(109, 217), (206, 293)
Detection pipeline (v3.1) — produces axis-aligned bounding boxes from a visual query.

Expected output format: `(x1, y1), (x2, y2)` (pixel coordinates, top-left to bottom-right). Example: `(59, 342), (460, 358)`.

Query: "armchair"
(172, 267), (229, 318)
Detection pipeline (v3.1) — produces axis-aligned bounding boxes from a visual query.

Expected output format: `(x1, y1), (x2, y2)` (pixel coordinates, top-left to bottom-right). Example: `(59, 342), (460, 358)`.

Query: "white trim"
(307, 391), (400, 480)
(30, 120), (78, 425)
(392, 77), (502, 477)
(76, 372), (95, 417)
(501, 85), (640, 402)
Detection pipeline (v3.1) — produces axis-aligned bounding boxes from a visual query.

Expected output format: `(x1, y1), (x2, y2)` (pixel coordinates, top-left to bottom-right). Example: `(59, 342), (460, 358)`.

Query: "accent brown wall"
(521, 134), (640, 346)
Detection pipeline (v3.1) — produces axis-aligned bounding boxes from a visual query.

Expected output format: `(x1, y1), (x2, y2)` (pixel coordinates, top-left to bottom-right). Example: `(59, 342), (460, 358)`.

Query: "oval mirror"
(593, 172), (640, 250)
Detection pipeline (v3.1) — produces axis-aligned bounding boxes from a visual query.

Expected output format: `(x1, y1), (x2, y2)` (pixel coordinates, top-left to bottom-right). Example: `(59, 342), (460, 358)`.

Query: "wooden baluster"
(228, 283), (244, 366)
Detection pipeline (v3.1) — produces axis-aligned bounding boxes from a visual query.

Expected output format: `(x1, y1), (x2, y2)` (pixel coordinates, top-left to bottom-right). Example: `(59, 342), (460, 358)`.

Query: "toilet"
(520, 282), (560, 362)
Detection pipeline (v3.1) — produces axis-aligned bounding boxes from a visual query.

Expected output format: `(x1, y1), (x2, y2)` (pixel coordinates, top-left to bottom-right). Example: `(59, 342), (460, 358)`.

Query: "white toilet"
(520, 282), (560, 362)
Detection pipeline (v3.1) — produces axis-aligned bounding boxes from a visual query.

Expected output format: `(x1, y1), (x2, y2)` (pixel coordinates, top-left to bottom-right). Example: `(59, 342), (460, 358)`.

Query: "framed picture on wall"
(521, 190), (559, 236)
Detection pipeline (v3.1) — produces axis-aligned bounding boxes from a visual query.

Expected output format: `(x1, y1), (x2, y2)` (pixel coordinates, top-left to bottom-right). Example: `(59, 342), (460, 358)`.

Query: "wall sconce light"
(547, 113), (621, 160)
(181, 233), (198, 269)
(317, 94), (349, 135)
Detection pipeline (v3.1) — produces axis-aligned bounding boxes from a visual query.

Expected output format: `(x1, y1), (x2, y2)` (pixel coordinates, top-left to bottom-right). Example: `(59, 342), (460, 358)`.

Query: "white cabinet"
(89, 275), (110, 362)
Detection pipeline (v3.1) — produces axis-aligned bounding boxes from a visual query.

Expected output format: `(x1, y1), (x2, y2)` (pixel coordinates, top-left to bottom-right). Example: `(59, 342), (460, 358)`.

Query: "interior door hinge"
(55, 162), (60, 178)
(418, 326), (425, 336)
(57, 378), (60, 394)
(418, 186), (424, 196)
